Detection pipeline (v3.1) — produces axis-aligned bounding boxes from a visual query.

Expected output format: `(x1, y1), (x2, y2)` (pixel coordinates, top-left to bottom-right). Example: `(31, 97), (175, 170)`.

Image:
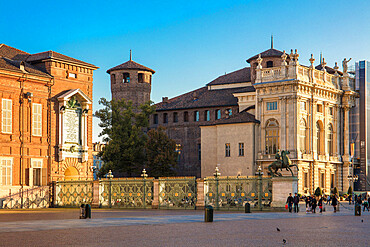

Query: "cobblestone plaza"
(0, 203), (368, 246)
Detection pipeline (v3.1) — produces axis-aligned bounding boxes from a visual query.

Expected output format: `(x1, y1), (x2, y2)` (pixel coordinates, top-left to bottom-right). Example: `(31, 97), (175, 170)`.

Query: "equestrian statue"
(267, 150), (298, 177)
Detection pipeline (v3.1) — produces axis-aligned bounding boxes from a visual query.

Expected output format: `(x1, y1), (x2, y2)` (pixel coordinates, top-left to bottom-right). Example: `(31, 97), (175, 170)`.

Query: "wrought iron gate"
(100, 178), (154, 208)
(204, 176), (272, 210)
(55, 180), (94, 207)
(158, 177), (197, 209)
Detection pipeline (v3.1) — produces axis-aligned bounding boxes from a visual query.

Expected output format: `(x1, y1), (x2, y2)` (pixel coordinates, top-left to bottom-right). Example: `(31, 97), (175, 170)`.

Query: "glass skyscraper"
(352, 60), (370, 191)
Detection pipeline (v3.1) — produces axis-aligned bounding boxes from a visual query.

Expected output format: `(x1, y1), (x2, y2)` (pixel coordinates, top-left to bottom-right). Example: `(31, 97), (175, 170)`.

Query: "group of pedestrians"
(286, 193), (339, 213)
(286, 193), (300, 213)
(354, 194), (370, 212)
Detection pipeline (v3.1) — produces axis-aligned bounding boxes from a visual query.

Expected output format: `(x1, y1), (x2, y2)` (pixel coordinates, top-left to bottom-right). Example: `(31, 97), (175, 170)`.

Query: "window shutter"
(42, 168), (47, 186)
(25, 168), (30, 186)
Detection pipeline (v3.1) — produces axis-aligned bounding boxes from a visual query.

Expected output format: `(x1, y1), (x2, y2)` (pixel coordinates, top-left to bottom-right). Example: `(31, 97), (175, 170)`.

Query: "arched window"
(328, 124), (333, 156)
(299, 119), (307, 153)
(316, 121), (323, 155)
(265, 119), (279, 154)
(266, 61), (274, 68)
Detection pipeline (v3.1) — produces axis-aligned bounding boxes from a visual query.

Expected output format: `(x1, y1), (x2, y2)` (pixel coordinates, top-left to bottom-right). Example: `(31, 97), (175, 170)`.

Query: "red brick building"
(0, 44), (98, 197)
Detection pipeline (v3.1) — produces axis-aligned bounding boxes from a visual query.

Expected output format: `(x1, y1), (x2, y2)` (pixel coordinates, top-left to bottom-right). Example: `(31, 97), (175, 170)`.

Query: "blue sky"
(1, 0), (370, 141)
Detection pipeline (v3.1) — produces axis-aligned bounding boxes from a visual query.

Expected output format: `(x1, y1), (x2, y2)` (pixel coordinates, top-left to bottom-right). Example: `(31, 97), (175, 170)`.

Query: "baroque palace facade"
(152, 45), (357, 195)
(0, 44), (98, 197)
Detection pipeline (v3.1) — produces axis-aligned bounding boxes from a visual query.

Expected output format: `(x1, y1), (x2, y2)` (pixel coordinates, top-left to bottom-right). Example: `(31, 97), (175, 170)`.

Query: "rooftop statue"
(268, 150), (298, 177)
(342, 58), (352, 73)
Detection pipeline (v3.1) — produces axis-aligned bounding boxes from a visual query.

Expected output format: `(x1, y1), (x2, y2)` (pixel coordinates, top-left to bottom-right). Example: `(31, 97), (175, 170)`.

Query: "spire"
(271, 34), (274, 49)
(130, 49), (132, 61)
(320, 52), (322, 64)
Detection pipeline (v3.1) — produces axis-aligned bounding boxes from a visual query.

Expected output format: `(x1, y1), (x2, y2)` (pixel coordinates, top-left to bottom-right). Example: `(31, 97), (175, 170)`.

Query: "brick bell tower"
(107, 50), (155, 110)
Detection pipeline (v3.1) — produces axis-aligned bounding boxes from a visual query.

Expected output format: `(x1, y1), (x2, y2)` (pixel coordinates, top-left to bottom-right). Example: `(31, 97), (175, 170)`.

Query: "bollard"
(85, 204), (92, 219)
(245, 202), (251, 213)
(355, 205), (361, 216)
(205, 205), (214, 222)
(80, 204), (86, 219)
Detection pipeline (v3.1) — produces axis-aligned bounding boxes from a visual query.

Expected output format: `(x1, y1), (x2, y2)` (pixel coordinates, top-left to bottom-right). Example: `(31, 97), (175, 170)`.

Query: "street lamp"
(347, 174), (358, 204)
(107, 170), (113, 208)
(255, 165), (264, 211)
(141, 169), (148, 208)
(214, 166), (221, 210)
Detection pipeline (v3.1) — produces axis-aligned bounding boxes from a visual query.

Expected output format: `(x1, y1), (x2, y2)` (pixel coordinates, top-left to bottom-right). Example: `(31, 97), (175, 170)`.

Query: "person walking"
(318, 196), (323, 213)
(286, 193), (293, 213)
(312, 196), (317, 213)
(293, 193), (300, 213)
(326, 195), (330, 205)
(363, 197), (369, 212)
(332, 195), (338, 213)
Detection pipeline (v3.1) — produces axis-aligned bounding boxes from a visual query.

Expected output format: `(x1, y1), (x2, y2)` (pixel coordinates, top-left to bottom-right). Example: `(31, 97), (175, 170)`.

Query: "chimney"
(162, 97), (168, 103)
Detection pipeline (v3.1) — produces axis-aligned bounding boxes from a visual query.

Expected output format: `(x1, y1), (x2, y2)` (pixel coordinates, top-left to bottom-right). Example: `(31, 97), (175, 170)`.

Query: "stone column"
(91, 180), (100, 208)
(288, 96), (295, 152)
(279, 96), (287, 150)
(195, 178), (205, 210)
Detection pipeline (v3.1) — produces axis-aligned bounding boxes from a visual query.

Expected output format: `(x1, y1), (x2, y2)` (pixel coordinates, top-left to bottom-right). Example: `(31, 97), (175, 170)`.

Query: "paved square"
(0, 203), (368, 246)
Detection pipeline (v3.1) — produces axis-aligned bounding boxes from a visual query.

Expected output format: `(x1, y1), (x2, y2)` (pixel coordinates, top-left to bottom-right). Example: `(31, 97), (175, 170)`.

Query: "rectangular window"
(205, 110), (210, 121)
(331, 174), (335, 188)
(225, 143), (230, 157)
(1, 158), (12, 185)
(2, 99), (12, 133)
(68, 73), (77, 78)
(198, 143), (201, 161)
(317, 104), (323, 113)
(320, 172), (325, 188)
(266, 101), (277, 111)
(123, 73), (130, 83)
(184, 112), (189, 122)
(329, 107), (333, 115)
(300, 101), (306, 111)
(216, 109), (221, 120)
(173, 112), (178, 123)
(239, 143), (244, 156)
(153, 114), (158, 124)
(304, 173), (308, 188)
(138, 73), (144, 83)
(32, 103), (42, 136)
(194, 111), (199, 122)
(31, 159), (42, 186)
(163, 113), (168, 124)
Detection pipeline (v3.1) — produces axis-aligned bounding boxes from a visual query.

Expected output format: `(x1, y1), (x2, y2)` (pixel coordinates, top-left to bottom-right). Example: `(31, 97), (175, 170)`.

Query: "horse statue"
(267, 150), (299, 177)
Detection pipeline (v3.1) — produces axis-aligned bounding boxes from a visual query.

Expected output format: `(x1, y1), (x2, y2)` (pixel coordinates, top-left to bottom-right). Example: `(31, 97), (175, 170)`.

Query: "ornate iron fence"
(204, 176), (272, 210)
(0, 186), (49, 209)
(100, 178), (154, 208)
(55, 180), (94, 207)
(158, 177), (197, 209)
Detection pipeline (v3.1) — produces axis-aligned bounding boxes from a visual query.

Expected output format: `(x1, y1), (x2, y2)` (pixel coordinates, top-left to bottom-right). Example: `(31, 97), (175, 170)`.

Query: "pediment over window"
(57, 89), (92, 107)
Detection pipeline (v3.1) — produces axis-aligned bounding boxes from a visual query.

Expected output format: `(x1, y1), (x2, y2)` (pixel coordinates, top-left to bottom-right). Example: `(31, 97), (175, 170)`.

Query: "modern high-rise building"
(353, 60), (370, 191)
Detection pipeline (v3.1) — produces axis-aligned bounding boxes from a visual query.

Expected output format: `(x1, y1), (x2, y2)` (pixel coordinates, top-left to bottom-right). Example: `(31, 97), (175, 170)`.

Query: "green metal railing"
(204, 176), (272, 211)
(99, 178), (154, 208)
(55, 180), (94, 207)
(158, 177), (197, 209)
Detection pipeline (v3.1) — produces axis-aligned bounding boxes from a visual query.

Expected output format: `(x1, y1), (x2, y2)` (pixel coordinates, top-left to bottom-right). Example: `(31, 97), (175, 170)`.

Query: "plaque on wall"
(64, 109), (81, 144)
